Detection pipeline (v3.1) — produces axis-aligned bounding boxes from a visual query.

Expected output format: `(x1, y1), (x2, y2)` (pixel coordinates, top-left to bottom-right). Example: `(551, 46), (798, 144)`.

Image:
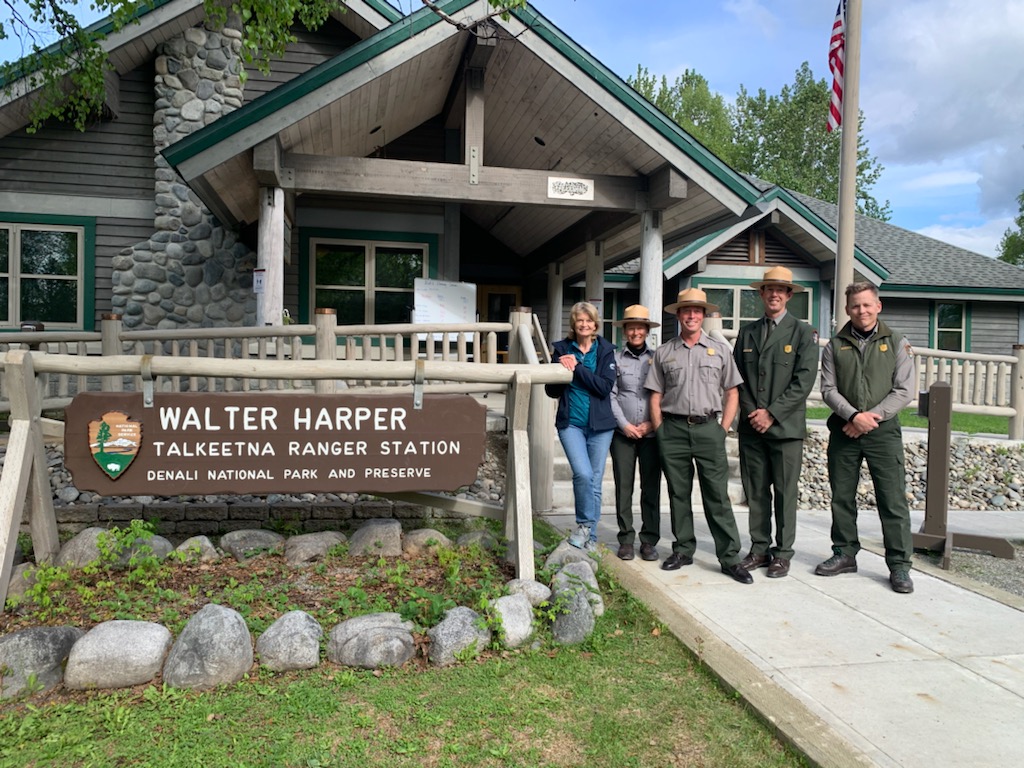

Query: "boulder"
(65, 621), (172, 690)
(162, 604), (253, 689)
(347, 519), (402, 557)
(256, 611), (323, 671)
(552, 561), (604, 617)
(174, 535), (220, 563)
(219, 529), (285, 561)
(402, 528), (452, 557)
(427, 606), (491, 666)
(491, 594), (534, 649)
(284, 531), (346, 566)
(327, 613), (414, 669)
(505, 578), (551, 607)
(0, 626), (84, 698)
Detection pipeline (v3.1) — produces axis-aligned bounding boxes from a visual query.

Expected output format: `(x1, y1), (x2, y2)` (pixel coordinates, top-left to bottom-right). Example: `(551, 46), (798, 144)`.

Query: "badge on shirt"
(879, 344), (888, 352)
(784, 345), (792, 353)
(707, 348), (715, 355)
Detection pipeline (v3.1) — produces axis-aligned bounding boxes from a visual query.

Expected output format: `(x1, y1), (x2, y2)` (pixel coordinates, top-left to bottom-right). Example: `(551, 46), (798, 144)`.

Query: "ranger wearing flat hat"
(733, 266), (818, 579)
(609, 305), (663, 561)
(644, 288), (751, 583)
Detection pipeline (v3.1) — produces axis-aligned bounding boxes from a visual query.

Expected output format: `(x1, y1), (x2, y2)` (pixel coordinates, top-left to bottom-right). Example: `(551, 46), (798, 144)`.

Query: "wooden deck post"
(640, 210), (664, 347)
(505, 370), (535, 581)
(101, 314), (123, 391)
(0, 350), (60, 610)
(314, 308), (338, 394)
(1010, 344), (1024, 439)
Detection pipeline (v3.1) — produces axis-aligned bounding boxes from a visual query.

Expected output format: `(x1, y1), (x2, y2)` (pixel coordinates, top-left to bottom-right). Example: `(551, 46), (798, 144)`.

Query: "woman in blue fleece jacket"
(545, 301), (617, 551)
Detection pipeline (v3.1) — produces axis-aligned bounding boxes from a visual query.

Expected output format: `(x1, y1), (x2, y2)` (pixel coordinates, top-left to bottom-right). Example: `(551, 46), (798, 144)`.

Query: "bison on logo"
(88, 411), (142, 480)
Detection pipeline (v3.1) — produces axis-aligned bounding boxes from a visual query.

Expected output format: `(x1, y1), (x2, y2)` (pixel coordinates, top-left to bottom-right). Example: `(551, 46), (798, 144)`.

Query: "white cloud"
(915, 218), (1013, 258)
(903, 170), (981, 191)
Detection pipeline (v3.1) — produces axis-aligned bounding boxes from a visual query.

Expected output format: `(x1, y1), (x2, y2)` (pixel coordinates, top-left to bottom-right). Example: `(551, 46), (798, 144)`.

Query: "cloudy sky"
(3, 0), (1022, 256)
(530, 0), (1024, 257)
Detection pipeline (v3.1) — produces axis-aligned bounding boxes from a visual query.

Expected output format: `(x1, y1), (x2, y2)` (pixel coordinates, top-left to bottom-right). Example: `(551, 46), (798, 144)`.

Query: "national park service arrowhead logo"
(89, 411), (142, 480)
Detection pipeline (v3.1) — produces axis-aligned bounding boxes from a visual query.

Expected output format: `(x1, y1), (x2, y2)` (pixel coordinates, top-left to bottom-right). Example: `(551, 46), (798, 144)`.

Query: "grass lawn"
(0, 521), (809, 768)
(806, 407), (1009, 435)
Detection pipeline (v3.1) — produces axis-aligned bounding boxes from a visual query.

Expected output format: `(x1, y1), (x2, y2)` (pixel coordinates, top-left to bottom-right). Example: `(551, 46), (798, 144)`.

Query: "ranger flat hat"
(612, 304), (660, 328)
(750, 265), (805, 293)
(664, 287), (719, 314)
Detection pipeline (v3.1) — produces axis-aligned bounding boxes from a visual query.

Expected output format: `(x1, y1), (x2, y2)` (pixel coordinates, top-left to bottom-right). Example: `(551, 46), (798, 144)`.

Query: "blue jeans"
(558, 424), (615, 542)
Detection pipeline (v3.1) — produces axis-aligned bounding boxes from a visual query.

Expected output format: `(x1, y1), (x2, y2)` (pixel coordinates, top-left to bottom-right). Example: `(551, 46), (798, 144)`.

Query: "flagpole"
(833, 0), (861, 331)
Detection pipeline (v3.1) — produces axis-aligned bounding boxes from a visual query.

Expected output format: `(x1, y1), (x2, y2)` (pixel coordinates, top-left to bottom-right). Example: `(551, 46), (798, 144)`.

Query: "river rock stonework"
(113, 16), (256, 332)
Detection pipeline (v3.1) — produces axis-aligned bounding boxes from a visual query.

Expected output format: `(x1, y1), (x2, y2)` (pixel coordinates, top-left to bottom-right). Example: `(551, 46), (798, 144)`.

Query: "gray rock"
(427, 606), (491, 666)
(402, 528), (452, 556)
(219, 529), (285, 561)
(6, 563), (37, 600)
(256, 611), (322, 671)
(64, 621), (172, 690)
(175, 535), (220, 562)
(492, 593), (534, 649)
(284, 531), (346, 566)
(54, 527), (107, 568)
(456, 530), (499, 551)
(327, 613), (414, 669)
(505, 578), (552, 607)
(543, 541), (599, 574)
(347, 519), (402, 557)
(120, 534), (174, 565)
(0, 626), (84, 698)
(552, 561), (604, 617)
(551, 587), (595, 645)
(162, 604), (253, 689)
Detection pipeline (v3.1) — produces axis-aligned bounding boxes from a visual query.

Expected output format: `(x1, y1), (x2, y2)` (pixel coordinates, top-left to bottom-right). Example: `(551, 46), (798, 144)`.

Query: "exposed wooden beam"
(647, 166), (688, 210)
(253, 138), (291, 188)
(258, 152), (647, 211)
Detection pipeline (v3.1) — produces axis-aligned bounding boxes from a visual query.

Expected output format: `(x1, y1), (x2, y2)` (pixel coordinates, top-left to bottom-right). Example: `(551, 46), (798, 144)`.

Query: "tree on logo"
(96, 420), (111, 456)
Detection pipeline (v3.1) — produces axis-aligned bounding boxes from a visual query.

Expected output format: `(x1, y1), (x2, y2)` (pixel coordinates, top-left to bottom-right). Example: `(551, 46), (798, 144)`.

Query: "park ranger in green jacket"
(816, 282), (917, 594)
(733, 266), (818, 579)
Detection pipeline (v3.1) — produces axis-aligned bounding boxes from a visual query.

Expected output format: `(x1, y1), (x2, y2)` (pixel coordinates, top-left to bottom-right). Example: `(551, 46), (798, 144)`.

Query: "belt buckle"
(687, 415), (700, 425)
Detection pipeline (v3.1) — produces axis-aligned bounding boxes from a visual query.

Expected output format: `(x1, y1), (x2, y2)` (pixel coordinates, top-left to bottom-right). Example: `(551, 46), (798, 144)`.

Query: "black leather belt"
(664, 413), (712, 424)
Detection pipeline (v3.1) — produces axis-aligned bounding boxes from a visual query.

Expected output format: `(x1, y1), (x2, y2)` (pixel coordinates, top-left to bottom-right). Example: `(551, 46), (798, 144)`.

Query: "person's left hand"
(748, 408), (774, 433)
(558, 354), (578, 372)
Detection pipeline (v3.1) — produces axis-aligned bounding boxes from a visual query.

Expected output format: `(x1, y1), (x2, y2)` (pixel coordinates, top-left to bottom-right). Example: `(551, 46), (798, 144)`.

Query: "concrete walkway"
(543, 504), (1024, 768)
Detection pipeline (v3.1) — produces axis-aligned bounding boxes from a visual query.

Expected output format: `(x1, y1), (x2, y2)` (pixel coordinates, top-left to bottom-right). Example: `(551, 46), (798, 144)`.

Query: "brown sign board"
(64, 392), (487, 496)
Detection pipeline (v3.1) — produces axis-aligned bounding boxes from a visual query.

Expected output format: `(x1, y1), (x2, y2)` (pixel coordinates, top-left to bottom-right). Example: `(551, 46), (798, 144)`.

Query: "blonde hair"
(567, 301), (601, 340)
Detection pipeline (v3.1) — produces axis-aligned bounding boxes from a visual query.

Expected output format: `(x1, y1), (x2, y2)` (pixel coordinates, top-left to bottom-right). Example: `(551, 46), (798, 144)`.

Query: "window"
(700, 284), (812, 331)
(935, 302), (965, 351)
(312, 239), (427, 325)
(0, 222), (84, 328)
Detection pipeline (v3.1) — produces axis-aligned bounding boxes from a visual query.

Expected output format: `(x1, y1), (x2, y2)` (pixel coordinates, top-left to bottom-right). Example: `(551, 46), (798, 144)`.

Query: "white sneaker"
(583, 539), (598, 554)
(567, 524), (589, 549)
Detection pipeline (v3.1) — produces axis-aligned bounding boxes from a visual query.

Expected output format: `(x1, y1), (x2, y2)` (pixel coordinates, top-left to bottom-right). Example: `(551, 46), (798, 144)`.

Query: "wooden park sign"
(64, 392), (487, 496)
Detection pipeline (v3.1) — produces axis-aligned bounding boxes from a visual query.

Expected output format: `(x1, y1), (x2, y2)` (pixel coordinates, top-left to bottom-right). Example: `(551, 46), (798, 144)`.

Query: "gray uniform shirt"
(645, 332), (743, 416)
(611, 344), (656, 435)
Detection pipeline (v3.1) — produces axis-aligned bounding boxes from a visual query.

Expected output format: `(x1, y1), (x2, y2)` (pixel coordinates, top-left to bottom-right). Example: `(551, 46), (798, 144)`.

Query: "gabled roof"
(160, 0), (762, 258)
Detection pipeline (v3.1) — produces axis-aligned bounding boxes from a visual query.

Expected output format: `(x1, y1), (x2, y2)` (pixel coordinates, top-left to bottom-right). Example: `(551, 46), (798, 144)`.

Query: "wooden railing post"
(506, 371), (535, 581)
(1009, 344), (1024, 439)
(101, 314), (123, 392)
(314, 308), (337, 394)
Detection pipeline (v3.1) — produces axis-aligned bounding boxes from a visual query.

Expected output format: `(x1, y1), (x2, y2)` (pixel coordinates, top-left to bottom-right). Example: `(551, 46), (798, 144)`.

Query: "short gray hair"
(567, 301), (601, 340)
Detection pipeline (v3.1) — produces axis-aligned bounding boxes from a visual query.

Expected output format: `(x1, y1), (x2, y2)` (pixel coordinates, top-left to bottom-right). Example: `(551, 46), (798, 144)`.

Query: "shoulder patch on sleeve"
(904, 341), (914, 357)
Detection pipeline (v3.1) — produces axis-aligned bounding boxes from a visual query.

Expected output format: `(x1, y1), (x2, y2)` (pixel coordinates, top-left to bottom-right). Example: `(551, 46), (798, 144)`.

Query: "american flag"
(827, 0), (846, 132)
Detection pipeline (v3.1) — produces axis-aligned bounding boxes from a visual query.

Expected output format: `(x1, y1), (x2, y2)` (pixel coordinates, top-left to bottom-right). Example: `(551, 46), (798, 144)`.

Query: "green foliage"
(805, 406), (1009, 436)
(998, 190), (1024, 268)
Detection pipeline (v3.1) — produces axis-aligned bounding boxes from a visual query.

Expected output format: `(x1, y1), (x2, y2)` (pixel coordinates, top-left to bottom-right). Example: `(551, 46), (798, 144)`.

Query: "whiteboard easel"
(414, 278), (476, 341)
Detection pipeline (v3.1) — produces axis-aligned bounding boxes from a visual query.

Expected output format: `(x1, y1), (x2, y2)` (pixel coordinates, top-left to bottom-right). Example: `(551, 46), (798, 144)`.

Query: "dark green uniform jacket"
(830, 319), (904, 414)
(734, 313), (818, 441)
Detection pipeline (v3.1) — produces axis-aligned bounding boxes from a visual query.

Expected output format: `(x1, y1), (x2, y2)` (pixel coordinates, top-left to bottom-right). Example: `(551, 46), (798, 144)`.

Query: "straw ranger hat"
(612, 304), (660, 328)
(664, 287), (719, 314)
(750, 265), (805, 293)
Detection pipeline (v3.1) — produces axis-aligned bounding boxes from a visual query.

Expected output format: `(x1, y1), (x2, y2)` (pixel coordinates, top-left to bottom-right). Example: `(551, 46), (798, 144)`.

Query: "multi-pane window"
(700, 284), (811, 331)
(935, 302), (965, 351)
(312, 239), (426, 324)
(0, 223), (83, 327)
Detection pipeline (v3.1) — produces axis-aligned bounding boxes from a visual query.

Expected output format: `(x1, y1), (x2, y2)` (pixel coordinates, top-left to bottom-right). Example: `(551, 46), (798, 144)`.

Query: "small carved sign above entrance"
(65, 392), (487, 496)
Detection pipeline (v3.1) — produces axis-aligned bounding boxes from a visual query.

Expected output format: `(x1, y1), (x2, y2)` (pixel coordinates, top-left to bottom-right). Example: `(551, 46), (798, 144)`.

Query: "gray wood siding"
(94, 217), (153, 326)
(876, 297), (929, 347)
(243, 23), (359, 104)
(968, 302), (1018, 355)
(0, 67), (154, 199)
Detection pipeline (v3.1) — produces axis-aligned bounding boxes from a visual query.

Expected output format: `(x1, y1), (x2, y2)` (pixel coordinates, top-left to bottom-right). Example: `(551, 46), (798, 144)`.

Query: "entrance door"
(477, 285), (521, 362)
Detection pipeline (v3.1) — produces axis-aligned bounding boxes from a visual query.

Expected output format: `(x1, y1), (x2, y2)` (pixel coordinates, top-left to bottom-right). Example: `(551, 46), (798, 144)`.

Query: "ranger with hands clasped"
(734, 266), (818, 579)
(816, 282), (917, 593)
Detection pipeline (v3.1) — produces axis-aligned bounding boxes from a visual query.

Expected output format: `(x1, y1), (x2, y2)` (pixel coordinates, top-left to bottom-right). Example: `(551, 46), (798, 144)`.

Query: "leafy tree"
(629, 65), (736, 164)
(998, 190), (1024, 268)
(96, 420), (112, 455)
(732, 62), (889, 221)
(1, 0), (525, 133)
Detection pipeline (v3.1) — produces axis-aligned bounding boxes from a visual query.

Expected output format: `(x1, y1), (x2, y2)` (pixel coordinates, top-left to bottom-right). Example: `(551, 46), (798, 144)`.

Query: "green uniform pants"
(826, 414), (913, 570)
(656, 418), (741, 566)
(738, 431), (803, 560)
(610, 431), (661, 546)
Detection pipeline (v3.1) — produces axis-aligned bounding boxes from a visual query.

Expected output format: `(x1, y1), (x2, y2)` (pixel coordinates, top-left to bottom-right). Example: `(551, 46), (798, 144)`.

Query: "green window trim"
(693, 276), (820, 334)
(0, 213), (96, 331)
(929, 300), (970, 353)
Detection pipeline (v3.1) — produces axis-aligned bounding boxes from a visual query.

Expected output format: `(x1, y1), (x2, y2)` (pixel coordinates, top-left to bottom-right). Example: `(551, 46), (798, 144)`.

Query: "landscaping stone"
(64, 621), (172, 690)
(456, 530), (499, 551)
(543, 541), (598, 575)
(284, 531), (346, 566)
(326, 613), (414, 669)
(0, 626), (84, 698)
(550, 588), (595, 645)
(174, 535), (220, 562)
(427, 606), (492, 666)
(54, 527), (108, 568)
(347, 519), (402, 557)
(219, 529), (285, 561)
(162, 604), (253, 689)
(402, 528), (452, 557)
(552, 561), (605, 617)
(491, 593), (534, 649)
(505, 578), (551, 607)
(256, 611), (322, 671)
